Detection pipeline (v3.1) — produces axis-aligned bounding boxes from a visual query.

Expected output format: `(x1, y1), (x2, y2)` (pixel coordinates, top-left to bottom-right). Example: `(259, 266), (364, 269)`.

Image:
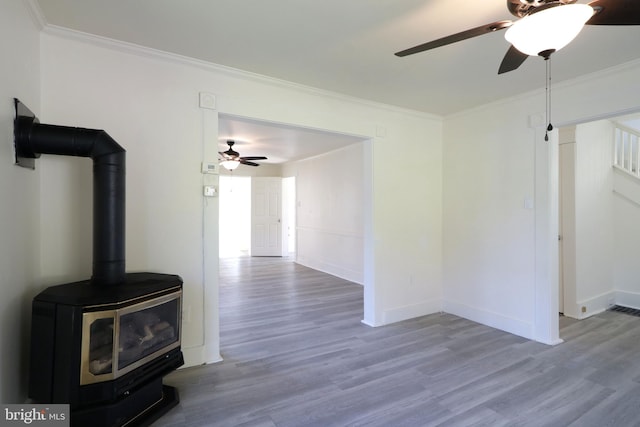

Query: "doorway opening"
(219, 175), (251, 258)
(216, 112), (373, 333)
(219, 175), (297, 259)
(556, 112), (640, 338)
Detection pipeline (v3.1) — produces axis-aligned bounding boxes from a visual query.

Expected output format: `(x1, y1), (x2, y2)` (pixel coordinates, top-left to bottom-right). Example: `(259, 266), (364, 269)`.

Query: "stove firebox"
(29, 273), (184, 426)
(14, 99), (184, 427)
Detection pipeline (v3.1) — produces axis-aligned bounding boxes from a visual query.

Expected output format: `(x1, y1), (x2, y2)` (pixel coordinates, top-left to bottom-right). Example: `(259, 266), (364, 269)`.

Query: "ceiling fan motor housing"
(223, 140), (239, 158)
(511, 0), (575, 17)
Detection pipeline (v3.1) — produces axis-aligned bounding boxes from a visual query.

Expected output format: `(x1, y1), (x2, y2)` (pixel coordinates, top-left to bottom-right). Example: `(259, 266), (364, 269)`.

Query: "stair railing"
(614, 124), (640, 178)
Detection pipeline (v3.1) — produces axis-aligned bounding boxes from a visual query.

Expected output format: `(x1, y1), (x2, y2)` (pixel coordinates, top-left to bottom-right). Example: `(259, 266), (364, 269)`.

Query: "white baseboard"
(571, 291), (615, 319)
(537, 337), (564, 346)
(614, 290), (640, 310)
(181, 345), (204, 368)
(180, 345), (222, 369)
(381, 298), (442, 325)
(361, 319), (380, 327)
(442, 299), (533, 340)
(295, 258), (363, 285)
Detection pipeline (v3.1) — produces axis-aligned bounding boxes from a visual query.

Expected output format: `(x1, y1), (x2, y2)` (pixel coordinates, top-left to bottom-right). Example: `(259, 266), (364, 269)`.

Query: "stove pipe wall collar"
(14, 98), (127, 286)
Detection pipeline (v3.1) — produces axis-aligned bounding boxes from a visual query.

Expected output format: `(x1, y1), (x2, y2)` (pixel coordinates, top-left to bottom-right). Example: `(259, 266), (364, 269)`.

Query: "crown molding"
(41, 24), (442, 122)
(446, 57), (640, 121)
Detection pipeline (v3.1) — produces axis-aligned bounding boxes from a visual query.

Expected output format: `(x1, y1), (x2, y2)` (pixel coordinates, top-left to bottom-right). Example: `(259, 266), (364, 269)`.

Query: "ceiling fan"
(395, 0), (640, 74)
(219, 140), (267, 170)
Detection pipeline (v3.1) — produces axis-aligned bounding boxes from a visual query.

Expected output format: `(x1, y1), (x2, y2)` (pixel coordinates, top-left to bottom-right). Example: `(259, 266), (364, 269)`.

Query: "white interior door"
(251, 177), (282, 256)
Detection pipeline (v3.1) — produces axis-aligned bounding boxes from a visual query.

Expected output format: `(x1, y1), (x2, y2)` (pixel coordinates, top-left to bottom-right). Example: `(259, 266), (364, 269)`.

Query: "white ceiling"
(218, 115), (366, 164)
(33, 0), (640, 162)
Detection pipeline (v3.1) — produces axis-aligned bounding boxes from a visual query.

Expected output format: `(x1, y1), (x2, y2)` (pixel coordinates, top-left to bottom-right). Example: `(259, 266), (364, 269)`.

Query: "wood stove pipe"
(14, 99), (126, 286)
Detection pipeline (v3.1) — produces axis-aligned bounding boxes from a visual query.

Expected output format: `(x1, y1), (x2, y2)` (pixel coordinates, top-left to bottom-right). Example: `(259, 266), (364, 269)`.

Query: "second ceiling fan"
(395, 0), (640, 74)
(219, 140), (268, 170)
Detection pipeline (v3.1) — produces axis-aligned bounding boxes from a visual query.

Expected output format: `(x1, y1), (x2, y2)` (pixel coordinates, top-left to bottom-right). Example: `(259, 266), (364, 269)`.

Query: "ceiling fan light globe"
(504, 4), (594, 57)
(221, 160), (240, 170)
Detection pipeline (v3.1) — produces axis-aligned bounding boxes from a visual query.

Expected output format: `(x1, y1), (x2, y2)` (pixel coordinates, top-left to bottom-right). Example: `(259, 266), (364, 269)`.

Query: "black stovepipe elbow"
(16, 117), (126, 286)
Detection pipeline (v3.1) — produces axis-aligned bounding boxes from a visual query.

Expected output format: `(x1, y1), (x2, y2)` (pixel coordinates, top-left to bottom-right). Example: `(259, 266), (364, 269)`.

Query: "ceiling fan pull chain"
(545, 56), (553, 142)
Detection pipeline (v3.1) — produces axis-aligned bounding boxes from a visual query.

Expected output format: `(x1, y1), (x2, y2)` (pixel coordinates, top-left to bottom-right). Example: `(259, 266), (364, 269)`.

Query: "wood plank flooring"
(154, 257), (640, 426)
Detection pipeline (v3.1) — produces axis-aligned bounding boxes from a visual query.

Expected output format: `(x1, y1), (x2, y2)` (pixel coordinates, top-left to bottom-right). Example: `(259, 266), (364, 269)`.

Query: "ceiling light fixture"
(220, 160), (240, 170)
(505, 4), (594, 57)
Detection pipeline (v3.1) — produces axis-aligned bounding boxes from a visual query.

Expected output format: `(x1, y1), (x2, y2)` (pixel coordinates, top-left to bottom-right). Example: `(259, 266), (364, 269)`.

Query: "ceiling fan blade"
(395, 20), (513, 57)
(240, 160), (260, 167)
(587, 0), (640, 25)
(498, 45), (529, 74)
(240, 156), (267, 161)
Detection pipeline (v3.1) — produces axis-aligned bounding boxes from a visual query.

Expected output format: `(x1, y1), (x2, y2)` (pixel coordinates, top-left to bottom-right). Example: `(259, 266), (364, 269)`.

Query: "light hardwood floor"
(155, 257), (640, 426)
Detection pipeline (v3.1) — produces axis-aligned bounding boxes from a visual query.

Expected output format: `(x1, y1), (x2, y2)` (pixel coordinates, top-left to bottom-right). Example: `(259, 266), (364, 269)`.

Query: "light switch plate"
(203, 185), (217, 197)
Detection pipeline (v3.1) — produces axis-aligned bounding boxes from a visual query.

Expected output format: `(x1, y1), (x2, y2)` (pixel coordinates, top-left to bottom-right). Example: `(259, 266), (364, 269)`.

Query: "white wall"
(443, 60), (640, 343)
(559, 120), (615, 319)
(613, 166), (640, 308)
(39, 27), (443, 365)
(370, 118), (443, 325)
(283, 143), (365, 284)
(40, 33), (219, 366)
(443, 99), (537, 339)
(559, 129), (577, 318)
(0, 0), (41, 403)
(573, 120), (614, 316)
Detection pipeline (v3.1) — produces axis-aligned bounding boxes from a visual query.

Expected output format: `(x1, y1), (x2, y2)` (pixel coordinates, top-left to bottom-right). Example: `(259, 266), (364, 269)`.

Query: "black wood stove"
(14, 99), (184, 427)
